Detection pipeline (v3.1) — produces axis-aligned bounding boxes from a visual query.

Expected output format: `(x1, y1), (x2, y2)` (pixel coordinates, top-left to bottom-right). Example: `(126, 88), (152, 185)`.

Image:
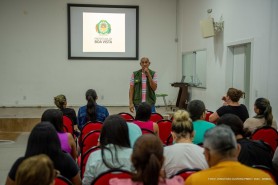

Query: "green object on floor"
(156, 93), (168, 109)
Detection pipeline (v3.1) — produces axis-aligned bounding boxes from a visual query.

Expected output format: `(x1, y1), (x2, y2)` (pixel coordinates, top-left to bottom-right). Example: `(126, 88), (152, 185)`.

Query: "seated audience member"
(126, 122), (142, 148)
(209, 87), (249, 123)
(185, 126), (276, 185)
(82, 115), (133, 185)
(6, 122), (81, 185)
(272, 147), (278, 172)
(187, 100), (215, 144)
(217, 114), (273, 170)
(163, 110), (208, 178)
(15, 154), (55, 185)
(54, 94), (79, 132)
(132, 102), (159, 135)
(41, 109), (77, 160)
(77, 89), (109, 129)
(110, 134), (184, 185)
(244, 97), (277, 135)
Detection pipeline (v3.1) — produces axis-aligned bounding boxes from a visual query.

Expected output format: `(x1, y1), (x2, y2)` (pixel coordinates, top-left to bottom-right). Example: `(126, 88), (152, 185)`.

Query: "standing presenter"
(129, 57), (157, 113)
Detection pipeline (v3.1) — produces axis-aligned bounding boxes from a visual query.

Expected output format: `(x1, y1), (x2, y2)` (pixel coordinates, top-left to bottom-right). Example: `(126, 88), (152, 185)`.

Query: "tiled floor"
(0, 106), (171, 185)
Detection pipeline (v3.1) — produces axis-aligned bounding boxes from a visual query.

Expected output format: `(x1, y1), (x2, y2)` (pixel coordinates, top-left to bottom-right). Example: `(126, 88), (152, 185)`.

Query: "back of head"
(187, 100), (206, 121)
(135, 102), (152, 121)
(227, 88), (245, 102)
(100, 115), (130, 147)
(204, 125), (237, 157)
(217, 114), (244, 136)
(25, 122), (61, 160)
(15, 154), (55, 185)
(254, 97), (273, 126)
(172, 110), (193, 139)
(85, 89), (97, 122)
(41, 109), (64, 132)
(54, 94), (66, 110)
(132, 134), (163, 185)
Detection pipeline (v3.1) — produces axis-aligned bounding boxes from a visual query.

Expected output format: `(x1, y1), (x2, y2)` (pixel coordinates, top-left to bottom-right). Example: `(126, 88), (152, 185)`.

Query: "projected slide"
(83, 13), (125, 52)
(68, 4), (139, 60)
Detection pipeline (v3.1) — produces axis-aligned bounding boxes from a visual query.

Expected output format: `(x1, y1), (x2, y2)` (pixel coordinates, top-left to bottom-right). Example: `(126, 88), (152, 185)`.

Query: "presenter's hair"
(131, 134), (163, 185)
(15, 154), (55, 185)
(85, 89), (97, 122)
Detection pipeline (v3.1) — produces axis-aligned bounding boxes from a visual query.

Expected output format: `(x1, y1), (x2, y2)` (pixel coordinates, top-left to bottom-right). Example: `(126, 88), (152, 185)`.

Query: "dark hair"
(86, 89), (97, 122)
(187, 100), (206, 121)
(131, 134), (163, 185)
(99, 115), (131, 169)
(135, 102), (152, 121)
(15, 154), (55, 185)
(217, 114), (244, 136)
(172, 110), (193, 139)
(227, 88), (245, 102)
(25, 122), (62, 163)
(54, 94), (66, 110)
(41, 109), (64, 132)
(254, 98), (273, 126)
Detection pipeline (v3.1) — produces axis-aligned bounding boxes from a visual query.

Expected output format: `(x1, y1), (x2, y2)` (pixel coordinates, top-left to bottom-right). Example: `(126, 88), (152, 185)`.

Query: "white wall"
(0, 0), (178, 107)
(178, 0), (278, 119)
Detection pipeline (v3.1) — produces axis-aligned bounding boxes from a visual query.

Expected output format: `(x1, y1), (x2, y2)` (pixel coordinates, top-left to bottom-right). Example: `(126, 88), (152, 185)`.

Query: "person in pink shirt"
(109, 134), (184, 185)
(132, 102), (159, 136)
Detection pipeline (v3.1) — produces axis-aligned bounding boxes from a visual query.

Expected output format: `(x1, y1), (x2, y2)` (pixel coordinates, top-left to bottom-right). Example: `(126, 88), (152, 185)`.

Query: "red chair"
(80, 130), (101, 155)
(150, 112), (164, 122)
(157, 119), (172, 145)
(141, 128), (155, 135)
(80, 146), (100, 179)
(55, 175), (73, 185)
(170, 168), (200, 181)
(91, 169), (132, 185)
(63, 116), (74, 135)
(205, 111), (215, 124)
(118, 112), (134, 122)
(251, 126), (278, 153)
(80, 121), (103, 142)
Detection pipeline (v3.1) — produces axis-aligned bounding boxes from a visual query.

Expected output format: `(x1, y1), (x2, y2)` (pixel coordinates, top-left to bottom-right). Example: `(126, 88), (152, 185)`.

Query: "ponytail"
(86, 96), (97, 122)
(264, 104), (273, 126)
(254, 98), (273, 126)
(142, 154), (161, 185)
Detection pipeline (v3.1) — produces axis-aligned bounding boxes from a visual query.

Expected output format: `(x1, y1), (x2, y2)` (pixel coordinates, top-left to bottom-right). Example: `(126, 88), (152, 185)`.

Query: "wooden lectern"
(171, 82), (189, 109)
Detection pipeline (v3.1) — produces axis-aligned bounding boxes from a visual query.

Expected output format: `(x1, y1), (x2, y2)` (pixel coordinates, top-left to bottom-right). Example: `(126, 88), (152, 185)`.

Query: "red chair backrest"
(118, 112), (134, 122)
(157, 119), (172, 145)
(80, 121), (103, 141)
(251, 126), (278, 152)
(170, 168), (200, 181)
(55, 175), (73, 185)
(141, 128), (155, 135)
(80, 130), (101, 155)
(205, 111), (215, 124)
(150, 113), (164, 122)
(80, 146), (100, 179)
(63, 116), (74, 135)
(91, 169), (132, 185)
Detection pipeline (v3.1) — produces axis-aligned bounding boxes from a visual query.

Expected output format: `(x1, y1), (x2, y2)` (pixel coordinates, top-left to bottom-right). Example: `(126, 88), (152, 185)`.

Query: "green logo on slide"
(96, 20), (111, 35)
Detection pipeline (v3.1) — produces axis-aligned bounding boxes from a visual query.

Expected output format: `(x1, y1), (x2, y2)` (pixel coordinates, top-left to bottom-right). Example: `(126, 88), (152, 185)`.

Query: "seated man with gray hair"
(185, 126), (276, 185)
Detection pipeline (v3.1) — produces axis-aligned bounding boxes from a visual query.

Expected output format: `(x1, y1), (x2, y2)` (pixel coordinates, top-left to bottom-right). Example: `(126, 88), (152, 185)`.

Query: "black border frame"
(67, 4), (139, 60)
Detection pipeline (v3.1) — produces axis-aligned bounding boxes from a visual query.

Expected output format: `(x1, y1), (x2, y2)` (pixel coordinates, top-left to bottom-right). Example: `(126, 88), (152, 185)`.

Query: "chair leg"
(162, 96), (168, 110)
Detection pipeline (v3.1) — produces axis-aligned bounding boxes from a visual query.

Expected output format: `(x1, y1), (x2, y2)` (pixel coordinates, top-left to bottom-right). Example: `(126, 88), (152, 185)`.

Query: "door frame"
(226, 38), (254, 111)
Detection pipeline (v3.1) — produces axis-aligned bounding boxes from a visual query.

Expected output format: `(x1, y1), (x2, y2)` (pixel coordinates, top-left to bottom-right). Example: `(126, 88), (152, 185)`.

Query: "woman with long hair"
(41, 109), (77, 160)
(6, 122), (81, 185)
(244, 97), (277, 134)
(82, 115), (133, 185)
(110, 134), (184, 185)
(163, 110), (208, 177)
(77, 89), (109, 129)
(54, 94), (78, 132)
(209, 87), (249, 122)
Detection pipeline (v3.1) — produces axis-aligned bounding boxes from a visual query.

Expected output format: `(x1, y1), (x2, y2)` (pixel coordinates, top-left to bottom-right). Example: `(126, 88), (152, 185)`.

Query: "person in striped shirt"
(129, 57), (157, 113)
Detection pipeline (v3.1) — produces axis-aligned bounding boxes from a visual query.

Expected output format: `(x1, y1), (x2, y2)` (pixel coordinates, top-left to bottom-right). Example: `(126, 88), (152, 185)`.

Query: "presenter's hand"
(129, 104), (135, 113)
